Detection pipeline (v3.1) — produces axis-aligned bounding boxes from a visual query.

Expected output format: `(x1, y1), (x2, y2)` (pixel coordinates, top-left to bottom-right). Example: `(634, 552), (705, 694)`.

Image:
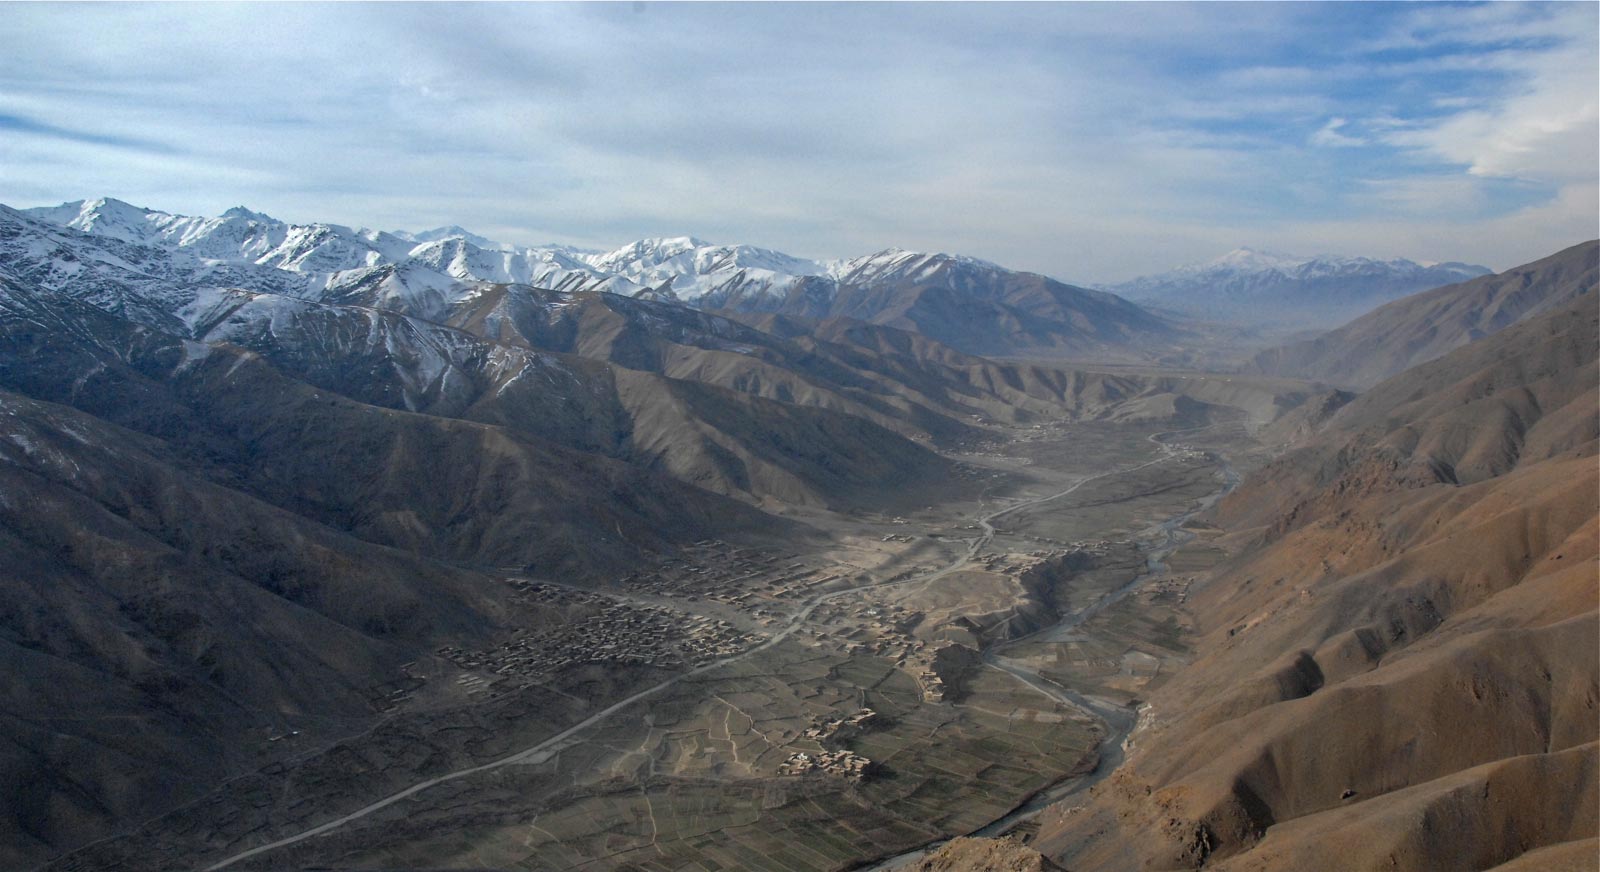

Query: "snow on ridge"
(22, 197), (416, 276)
(40, 197), (1484, 308)
(394, 225), (513, 252)
(220, 205), (277, 223)
(38, 197), (166, 244)
(825, 247), (1007, 281)
(580, 238), (1021, 302)
(1156, 247), (1488, 281)
(14, 197), (1078, 312)
(582, 237), (830, 302)
(22, 198), (1032, 296)
(1108, 244), (1496, 319)
(1199, 247), (1307, 272)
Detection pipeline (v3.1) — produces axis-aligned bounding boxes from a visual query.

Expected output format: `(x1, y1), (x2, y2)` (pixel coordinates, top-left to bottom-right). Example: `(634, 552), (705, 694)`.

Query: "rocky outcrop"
(910, 836), (1066, 872)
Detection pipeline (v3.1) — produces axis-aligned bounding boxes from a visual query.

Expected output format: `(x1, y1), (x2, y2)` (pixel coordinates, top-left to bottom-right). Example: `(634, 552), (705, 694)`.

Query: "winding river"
(859, 424), (1241, 870)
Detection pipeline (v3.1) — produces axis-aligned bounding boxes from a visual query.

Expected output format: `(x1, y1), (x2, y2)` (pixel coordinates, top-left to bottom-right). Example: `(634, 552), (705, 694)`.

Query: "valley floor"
(46, 416), (1271, 872)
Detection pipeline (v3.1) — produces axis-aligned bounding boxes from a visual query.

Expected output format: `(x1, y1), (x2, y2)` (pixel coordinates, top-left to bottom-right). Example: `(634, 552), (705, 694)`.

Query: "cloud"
(1310, 117), (1366, 148)
(1369, 4), (1598, 185)
(1352, 175), (1490, 216)
(0, 2), (1594, 283)
(1385, 55), (1598, 183)
(0, 112), (180, 154)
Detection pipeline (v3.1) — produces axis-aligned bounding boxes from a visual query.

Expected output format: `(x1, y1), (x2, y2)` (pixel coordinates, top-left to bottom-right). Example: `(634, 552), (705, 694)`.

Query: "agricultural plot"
(235, 637), (1100, 871)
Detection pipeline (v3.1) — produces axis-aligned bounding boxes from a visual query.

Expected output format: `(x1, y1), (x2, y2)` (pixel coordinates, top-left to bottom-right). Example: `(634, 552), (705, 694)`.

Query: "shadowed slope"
(0, 272), (816, 868)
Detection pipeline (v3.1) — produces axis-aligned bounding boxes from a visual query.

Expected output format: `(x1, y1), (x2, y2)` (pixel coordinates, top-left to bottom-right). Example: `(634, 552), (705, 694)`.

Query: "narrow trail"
(203, 424), (1224, 871)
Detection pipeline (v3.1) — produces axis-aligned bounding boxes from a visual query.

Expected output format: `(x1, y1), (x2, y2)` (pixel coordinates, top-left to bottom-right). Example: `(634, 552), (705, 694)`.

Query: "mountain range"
(1112, 247), (1493, 328)
(31, 198), (1509, 355)
(22, 198), (1177, 360)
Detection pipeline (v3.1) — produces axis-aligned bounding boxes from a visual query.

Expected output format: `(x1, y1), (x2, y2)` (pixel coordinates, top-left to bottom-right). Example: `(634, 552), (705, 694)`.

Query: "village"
(428, 528), (1124, 715)
(619, 540), (855, 623)
(777, 709), (881, 781)
(777, 749), (872, 781)
(434, 579), (759, 690)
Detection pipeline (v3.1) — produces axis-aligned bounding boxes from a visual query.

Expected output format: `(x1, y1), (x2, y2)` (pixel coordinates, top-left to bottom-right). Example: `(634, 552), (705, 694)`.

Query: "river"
(857, 424), (1241, 870)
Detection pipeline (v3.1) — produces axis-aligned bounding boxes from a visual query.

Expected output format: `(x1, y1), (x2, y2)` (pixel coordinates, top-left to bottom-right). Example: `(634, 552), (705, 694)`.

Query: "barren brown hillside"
(1248, 240), (1596, 389)
(1034, 300), (1599, 871)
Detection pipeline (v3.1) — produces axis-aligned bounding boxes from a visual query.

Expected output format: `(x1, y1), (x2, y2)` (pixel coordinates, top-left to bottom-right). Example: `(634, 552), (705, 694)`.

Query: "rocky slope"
(910, 837), (1066, 872)
(0, 280), (801, 869)
(1246, 240), (1597, 388)
(1033, 298), (1599, 871)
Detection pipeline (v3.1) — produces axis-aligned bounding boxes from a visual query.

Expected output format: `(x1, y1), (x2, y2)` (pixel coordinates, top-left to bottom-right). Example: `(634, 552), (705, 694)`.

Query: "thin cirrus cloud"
(1310, 118), (1366, 148)
(0, 2), (1593, 282)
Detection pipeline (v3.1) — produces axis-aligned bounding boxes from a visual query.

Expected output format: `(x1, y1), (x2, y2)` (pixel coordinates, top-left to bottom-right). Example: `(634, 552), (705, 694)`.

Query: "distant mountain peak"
(399, 224), (509, 251)
(220, 205), (276, 223)
(1206, 247), (1304, 269)
(1247, 240), (1596, 388)
(612, 235), (712, 253)
(833, 247), (1007, 280)
(1114, 247), (1494, 329)
(26, 196), (165, 243)
(81, 195), (146, 213)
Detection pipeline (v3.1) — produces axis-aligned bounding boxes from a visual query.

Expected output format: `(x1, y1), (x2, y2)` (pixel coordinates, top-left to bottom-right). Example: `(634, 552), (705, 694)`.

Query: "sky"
(1, 2), (1595, 283)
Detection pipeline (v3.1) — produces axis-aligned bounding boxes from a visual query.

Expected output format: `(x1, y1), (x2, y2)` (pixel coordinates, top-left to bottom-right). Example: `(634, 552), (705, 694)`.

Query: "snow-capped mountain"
(0, 203), (329, 334)
(18, 198), (645, 313)
(16, 197), (1177, 357)
(575, 239), (1172, 355)
(27, 198), (417, 274)
(827, 248), (1003, 286)
(577, 240), (1014, 308)
(1112, 247), (1492, 327)
(582, 236), (826, 302)
(392, 225), (514, 252)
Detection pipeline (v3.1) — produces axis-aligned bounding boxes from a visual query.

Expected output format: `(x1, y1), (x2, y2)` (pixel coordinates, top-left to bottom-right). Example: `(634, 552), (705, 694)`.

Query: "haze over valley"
(1, 3), (1596, 872)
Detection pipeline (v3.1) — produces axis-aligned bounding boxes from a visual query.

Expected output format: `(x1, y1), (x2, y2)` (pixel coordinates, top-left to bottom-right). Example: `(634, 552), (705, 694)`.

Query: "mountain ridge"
(1246, 240), (1598, 388)
(1111, 246), (1493, 328)
(19, 197), (1177, 358)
